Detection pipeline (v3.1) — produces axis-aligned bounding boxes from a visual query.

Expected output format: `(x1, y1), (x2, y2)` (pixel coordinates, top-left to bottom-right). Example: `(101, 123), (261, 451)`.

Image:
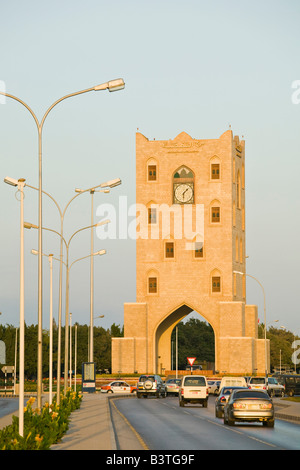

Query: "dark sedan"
(215, 387), (248, 418)
(223, 389), (274, 427)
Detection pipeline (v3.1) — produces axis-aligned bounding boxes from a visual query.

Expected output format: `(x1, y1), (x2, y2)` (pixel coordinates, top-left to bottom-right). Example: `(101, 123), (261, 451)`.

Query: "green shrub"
(0, 389), (82, 450)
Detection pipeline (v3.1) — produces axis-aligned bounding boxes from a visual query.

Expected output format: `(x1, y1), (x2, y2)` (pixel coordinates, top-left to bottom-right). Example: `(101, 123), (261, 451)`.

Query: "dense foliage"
(171, 318), (215, 370)
(0, 322), (123, 379)
(259, 323), (300, 372)
(0, 390), (82, 450)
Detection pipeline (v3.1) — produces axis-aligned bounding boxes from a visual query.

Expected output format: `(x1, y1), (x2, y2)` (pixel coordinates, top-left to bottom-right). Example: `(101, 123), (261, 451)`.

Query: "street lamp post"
(31, 250), (61, 404)
(233, 270), (268, 377)
(25, 181), (114, 402)
(0, 78), (125, 409)
(25, 220), (109, 394)
(75, 178), (121, 362)
(4, 177), (26, 436)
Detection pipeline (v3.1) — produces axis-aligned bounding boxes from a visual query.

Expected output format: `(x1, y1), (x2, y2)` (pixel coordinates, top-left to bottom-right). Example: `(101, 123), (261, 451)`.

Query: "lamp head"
(94, 78), (125, 92)
(4, 176), (19, 186)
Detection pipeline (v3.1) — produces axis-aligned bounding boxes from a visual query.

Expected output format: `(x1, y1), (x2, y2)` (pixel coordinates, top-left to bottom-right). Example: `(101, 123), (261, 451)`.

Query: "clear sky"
(0, 0), (299, 335)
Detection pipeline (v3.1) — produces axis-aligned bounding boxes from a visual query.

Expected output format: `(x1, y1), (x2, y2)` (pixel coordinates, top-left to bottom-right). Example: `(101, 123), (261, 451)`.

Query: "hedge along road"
(111, 396), (300, 450)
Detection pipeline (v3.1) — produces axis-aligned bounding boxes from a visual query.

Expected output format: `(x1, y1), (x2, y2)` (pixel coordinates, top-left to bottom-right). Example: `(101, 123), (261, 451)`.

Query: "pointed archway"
(154, 303), (216, 374)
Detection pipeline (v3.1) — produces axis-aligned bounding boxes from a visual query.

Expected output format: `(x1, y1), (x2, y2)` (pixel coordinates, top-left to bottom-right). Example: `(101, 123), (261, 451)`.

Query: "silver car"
(165, 378), (181, 396)
(223, 389), (275, 427)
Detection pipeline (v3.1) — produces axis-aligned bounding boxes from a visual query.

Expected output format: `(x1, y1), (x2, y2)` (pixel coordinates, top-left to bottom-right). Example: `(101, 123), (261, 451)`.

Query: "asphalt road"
(112, 395), (300, 450)
(0, 398), (20, 419)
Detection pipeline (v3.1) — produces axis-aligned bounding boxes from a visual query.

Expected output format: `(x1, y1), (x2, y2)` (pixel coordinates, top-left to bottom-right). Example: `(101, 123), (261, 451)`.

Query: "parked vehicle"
(137, 374), (166, 398)
(101, 381), (137, 394)
(208, 380), (221, 395)
(179, 375), (208, 407)
(215, 386), (248, 418)
(275, 374), (300, 397)
(223, 389), (275, 427)
(165, 378), (181, 396)
(218, 376), (247, 392)
(248, 376), (284, 397)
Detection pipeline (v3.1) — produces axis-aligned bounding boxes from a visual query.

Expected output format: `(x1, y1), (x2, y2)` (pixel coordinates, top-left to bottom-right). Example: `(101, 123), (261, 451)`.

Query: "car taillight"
(260, 403), (272, 409)
(233, 402), (246, 409)
(181, 389), (184, 395)
(220, 396), (226, 402)
(263, 386), (266, 390)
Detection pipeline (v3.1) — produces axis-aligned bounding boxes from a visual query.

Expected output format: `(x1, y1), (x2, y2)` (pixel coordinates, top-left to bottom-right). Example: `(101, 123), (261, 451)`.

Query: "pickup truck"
(179, 375), (208, 407)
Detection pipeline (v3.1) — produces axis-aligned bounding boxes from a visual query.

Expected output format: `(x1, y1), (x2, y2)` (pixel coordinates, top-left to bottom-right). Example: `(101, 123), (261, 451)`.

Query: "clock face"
(174, 183), (194, 204)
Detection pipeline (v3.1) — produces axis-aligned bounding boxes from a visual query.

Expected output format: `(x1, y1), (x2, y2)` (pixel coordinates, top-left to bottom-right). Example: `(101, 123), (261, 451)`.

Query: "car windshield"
(139, 376), (155, 382)
(250, 377), (265, 384)
(167, 379), (180, 384)
(184, 377), (206, 386)
(234, 390), (269, 399)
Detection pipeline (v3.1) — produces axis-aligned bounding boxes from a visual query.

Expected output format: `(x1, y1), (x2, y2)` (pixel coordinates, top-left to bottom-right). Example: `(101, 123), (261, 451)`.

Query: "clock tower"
(112, 129), (269, 375)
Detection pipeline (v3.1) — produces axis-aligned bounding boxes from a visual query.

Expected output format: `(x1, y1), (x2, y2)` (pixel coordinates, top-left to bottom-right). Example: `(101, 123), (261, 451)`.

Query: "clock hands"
(182, 188), (188, 200)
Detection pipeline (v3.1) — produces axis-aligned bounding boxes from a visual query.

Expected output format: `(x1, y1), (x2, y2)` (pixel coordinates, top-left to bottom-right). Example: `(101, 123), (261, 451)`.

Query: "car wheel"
(179, 399), (185, 407)
(203, 399), (208, 408)
(137, 393), (141, 399)
(264, 419), (275, 428)
(216, 409), (222, 418)
(280, 391), (285, 397)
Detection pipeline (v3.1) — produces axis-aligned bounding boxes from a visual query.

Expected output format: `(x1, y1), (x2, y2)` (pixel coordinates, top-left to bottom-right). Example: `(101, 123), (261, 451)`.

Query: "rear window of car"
(250, 377), (265, 384)
(139, 376), (155, 382)
(184, 377), (206, 386)
(234, 391), (269, 399)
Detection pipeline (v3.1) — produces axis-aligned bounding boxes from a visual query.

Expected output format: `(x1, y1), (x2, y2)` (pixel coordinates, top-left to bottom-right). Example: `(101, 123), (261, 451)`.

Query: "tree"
(171, 318), (215, 369)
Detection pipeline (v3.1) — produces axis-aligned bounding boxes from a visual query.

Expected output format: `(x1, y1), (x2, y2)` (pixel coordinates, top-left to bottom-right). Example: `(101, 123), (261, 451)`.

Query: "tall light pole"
(4, 177), (26, 436)
(25, 180), (115, 402)
(75, 178), (121, 362)
(25, 220), (109, 394)
(0, 78), (125, 409)
(234, 270), (268, 377)
(31, 250), (56, 404)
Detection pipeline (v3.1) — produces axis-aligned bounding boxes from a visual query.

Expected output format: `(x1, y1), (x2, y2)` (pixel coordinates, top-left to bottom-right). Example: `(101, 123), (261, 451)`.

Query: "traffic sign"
(187, 357), (196, 366)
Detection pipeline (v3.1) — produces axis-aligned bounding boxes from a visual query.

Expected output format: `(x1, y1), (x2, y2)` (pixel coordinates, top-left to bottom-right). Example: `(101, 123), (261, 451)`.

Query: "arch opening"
(155, 304), (215, 375)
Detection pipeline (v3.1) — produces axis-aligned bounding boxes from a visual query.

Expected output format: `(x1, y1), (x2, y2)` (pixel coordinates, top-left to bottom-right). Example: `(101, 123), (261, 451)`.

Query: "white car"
(207, 380), (221, 395)
(249, 376), (284, 397)
(101, 381), (137, 394)
(179, 375), (208, 407)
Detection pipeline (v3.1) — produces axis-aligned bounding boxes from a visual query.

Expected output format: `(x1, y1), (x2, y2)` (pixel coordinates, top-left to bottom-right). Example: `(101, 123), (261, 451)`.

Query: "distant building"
(112, 130), (269, 375)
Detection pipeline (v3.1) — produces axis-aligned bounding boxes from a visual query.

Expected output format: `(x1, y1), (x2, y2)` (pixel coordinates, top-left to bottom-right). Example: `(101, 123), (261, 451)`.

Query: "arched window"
(210, 199), (221, 224)
(147, 270), (159, 294)
(236, 170), (241, 209)
(147, 158), (157, 182)
(210, 156), (221, 180)
(211, 269), (221, 293)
